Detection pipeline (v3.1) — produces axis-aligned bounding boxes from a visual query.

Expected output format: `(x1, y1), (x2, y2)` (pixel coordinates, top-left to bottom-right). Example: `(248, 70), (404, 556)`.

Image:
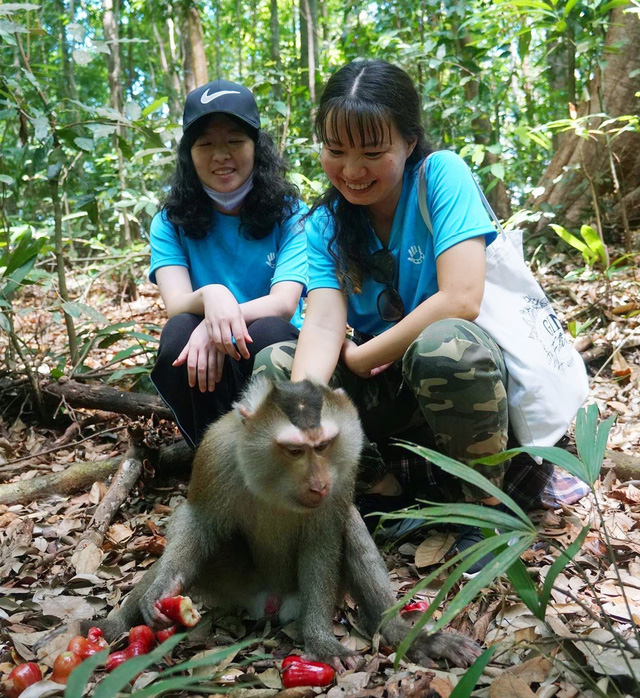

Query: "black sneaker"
(447, 526), (496, 577)
(355, 492), (425, 540)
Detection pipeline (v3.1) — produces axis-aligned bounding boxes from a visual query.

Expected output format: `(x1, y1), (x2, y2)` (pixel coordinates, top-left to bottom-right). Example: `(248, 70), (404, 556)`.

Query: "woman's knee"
(247, 317), (299, 357)
(403, 318), (505, 383)
(252, 340), (297, 381)
(156, 313), (202, 365)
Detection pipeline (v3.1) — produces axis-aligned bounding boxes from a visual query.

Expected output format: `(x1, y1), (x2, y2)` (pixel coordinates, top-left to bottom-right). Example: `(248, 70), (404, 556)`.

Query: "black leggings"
(151, 314), (299, 448)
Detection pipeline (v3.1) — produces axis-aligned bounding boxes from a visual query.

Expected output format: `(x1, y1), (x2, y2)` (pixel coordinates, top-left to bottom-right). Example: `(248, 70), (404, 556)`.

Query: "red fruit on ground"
(281, 658), (335, 688)
(106, 649), (129, 672)
(125, 641), (149, 658)
(87, 627), (108, 648)
(400, 600), (430, 614)
(155, 625), (178, 643)
(129, 625), (156, 651)
(157, 596), (201, 627)
(281, 655), (303, 669)
(6, 663), (43, 698)
(67, 635), (104, 659)
(51, 651), (82, 684)
(67, 636), (90, 656)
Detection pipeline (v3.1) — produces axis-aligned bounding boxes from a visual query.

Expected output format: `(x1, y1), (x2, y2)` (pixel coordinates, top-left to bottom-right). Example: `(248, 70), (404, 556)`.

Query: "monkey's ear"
(236, 404), (253, 420)
(234, 375), (273, 421)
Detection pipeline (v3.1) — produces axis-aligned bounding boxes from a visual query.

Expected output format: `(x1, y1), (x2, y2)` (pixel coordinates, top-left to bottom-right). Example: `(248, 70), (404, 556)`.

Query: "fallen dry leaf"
(489, 674), (536, 697)
(414, 531), (456, 568)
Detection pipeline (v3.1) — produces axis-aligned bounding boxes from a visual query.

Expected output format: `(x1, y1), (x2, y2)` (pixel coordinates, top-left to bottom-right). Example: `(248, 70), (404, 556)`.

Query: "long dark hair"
(312, 59), (432, 293)
(163, 115), (298, 239)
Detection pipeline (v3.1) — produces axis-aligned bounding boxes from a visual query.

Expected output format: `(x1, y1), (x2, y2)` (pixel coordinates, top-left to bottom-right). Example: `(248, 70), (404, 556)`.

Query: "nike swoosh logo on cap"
(200, 89), (241, 104)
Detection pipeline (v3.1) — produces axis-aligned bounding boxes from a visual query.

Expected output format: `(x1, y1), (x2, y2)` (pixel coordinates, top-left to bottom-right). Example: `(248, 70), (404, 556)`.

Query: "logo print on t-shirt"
(408, 245), (424, 265)
(266, 252), (277, 268)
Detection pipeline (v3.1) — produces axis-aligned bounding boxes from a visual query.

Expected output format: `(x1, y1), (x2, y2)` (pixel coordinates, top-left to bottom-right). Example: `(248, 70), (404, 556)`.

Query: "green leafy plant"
(380, 405), (640, 694)
(550, 223), (608, 267)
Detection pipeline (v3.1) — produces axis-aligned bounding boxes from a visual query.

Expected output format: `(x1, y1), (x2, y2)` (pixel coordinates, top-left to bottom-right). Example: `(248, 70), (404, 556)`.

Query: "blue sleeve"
(148, 211), (189, 284)
(306, 209), (342, 292)
(426, 151), (496, 259)
(271, 200), (309, 290)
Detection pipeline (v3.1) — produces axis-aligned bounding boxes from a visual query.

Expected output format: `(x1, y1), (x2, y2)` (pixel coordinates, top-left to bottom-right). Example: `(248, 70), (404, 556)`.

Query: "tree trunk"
(102, 0), (131, 246)
(236, 0), (243, 77)
(299, 0), (319, 104)
(182, 4), (208, 91)
(457, 32), (512, 220)
(58, 0), (78, 103)
(270, 0), (282, 99)
(153, 22), (182, 119)
(188, 5), (208, 86)
(528, 8), (640, 243)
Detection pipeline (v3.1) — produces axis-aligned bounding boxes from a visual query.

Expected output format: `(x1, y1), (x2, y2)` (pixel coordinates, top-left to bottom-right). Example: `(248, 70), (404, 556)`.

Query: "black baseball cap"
(182, 79), (261, 137)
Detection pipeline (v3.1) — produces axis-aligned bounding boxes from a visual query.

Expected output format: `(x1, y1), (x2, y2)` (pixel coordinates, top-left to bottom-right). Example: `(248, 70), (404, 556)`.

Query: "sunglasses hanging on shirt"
(366, 248), (405, 323)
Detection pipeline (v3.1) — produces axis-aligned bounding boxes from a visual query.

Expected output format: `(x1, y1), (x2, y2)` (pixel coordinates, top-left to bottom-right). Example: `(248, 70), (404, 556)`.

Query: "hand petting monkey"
(85, 378), (480, 668)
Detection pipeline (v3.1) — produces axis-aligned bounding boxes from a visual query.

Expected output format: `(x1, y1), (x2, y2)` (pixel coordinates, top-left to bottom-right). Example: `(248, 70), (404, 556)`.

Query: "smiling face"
(319, 110), (416, 219)
(190, 114), (255, 195)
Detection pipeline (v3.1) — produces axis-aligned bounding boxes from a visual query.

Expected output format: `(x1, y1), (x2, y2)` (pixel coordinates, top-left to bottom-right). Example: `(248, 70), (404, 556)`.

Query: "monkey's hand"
(140, 569), (184, 629)
(407, 629), (481, 668)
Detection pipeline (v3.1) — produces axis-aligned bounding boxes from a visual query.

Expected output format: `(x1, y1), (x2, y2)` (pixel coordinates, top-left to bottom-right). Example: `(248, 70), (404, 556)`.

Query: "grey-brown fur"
(88, 377), (479, 666)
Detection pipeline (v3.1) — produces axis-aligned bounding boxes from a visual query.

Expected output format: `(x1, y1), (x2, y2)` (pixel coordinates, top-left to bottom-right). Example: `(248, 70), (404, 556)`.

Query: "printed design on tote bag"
(266, 252), (277, 268)
(521, 296), (574, 371)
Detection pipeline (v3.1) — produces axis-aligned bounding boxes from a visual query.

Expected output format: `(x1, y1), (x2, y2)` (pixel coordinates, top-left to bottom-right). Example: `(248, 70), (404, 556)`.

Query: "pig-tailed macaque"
(91, 378), (480, 667)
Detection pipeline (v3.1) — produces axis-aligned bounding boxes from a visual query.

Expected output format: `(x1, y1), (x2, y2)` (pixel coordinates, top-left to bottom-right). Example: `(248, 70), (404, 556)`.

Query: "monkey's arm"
(342, 506), (481, 668)
(298, 515), (353, 661)
(137, 502), (218, 627)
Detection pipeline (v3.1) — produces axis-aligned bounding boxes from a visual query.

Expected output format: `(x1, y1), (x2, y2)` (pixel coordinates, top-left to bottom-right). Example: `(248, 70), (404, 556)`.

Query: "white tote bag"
(418, 158), (589, 447)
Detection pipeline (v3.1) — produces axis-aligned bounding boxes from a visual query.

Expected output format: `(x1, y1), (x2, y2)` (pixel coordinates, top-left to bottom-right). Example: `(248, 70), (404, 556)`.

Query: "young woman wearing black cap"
(148, 79), (307, 448)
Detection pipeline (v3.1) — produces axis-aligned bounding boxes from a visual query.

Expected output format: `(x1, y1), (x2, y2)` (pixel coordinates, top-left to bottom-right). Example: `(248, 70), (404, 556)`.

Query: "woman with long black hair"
(149, 79), (306, 448)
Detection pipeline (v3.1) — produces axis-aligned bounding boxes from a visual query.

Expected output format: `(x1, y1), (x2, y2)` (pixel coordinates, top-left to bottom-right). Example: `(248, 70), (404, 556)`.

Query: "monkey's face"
(235, 379), (364, 513)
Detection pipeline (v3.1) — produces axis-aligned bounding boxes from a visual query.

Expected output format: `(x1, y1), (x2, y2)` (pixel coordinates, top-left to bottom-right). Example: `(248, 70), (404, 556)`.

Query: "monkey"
(88, 377), (480, 668)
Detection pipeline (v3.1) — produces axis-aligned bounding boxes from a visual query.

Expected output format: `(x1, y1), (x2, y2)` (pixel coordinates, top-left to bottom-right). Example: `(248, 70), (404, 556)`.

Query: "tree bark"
(187, 5), (208, 87)
(58, 0), (78, 103)
(0, 441), (193, 506)
(457, 32), (512, 220)
(527, 8), (640, 240)
(153, 21), (182, 119)
(270, 0), (282, 99)
(43, 379), (174, 420)
(102, 0), (131, 246)
(76, 445), (145, 550)
(300, 0), (319, 104)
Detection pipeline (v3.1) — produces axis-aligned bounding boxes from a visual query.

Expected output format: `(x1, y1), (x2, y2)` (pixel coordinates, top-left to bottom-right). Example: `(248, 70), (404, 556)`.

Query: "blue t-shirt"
(149, 202), (308, 328)
(306, 151), (497, 336)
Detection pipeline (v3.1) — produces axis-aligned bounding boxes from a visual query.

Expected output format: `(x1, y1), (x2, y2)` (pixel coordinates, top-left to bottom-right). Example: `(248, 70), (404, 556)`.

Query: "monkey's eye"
(285, 446), (304, 458)
(314, 442), (330, 453)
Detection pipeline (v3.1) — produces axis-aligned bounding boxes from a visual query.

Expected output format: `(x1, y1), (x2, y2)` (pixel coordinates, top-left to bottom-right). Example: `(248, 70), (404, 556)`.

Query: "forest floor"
(0, 247), (639, 697)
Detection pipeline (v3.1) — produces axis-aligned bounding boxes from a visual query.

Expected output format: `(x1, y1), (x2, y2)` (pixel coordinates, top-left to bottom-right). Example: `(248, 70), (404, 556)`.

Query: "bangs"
(317, 99), (392, 147)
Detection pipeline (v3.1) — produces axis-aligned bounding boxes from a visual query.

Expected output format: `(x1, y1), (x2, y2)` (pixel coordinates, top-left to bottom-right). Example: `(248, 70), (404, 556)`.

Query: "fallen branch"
(43, 378), (173, 420)
(0, 441), (193, 506)
(606, 449), (640, 483)
(0, 458), (120, 506)
(76, 444), (147, 550)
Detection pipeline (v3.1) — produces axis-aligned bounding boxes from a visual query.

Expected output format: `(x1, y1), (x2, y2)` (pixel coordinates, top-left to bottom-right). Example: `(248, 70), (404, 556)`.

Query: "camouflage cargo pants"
(253, 318), (509, 501)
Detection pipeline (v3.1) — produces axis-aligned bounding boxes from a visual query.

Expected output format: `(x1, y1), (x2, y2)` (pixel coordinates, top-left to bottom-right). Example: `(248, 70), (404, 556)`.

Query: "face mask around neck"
(200, 174), (254, 212)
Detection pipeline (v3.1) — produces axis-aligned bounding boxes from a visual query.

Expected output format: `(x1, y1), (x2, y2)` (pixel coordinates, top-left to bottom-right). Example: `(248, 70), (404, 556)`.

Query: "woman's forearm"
(239, 282), (303, 325)
(352, 289), (480, 374)
(290, 319), (344, 383)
